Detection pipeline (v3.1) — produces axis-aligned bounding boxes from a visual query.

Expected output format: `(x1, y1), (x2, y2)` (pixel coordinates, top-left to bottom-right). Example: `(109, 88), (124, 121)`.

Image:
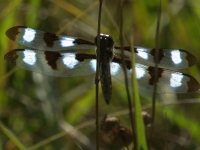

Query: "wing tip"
(179, 49), (197, 67)
(6, 26), (27, 41)
(186, 52), (197, 67)
(4, 50), (19, 66)
(186, 73), (200, 92)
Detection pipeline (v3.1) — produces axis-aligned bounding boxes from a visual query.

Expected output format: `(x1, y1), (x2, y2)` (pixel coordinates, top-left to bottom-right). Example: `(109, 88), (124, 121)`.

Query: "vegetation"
(1, 0), (200, 149)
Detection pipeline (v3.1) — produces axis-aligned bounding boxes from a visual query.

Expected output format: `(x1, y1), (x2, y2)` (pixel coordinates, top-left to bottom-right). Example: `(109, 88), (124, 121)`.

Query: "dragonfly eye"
(94, 34), (114, 49)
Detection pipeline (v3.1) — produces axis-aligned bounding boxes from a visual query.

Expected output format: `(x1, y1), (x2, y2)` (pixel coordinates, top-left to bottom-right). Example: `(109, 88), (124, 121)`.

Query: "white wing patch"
(137, 48), (148, 60)
(135, 63), (146, 79)
(110, 62), (121, 75)
(62, 53), (79, 69)
(170, 72), (183, 88)
(171, 50), (182, 65)
(23, 28), (36, 42)
(90, 59), (96, 71)
(23, 50), (36, 65)
(60, 37), (75, 47)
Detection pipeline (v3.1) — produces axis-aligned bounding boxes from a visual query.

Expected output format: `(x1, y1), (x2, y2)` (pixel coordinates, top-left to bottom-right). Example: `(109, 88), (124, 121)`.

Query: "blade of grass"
(0, 121), (27, 150)
(130, 31), (148, 150)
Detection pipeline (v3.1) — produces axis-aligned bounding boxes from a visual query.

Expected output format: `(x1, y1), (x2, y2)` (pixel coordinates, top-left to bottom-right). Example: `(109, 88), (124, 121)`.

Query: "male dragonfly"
(4, 26), (200, 104)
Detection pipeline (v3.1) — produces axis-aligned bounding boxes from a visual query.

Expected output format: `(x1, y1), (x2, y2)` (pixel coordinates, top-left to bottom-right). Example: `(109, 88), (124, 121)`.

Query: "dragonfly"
(4, 26), (200, 104)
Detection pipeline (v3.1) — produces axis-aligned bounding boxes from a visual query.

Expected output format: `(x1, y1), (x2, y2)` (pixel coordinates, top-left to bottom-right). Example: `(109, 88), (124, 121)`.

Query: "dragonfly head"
(95, 34), (114, 50)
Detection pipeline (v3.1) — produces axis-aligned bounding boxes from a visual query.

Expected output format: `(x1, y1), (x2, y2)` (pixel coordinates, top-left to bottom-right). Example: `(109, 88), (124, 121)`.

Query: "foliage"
(1, 0), (200, 149)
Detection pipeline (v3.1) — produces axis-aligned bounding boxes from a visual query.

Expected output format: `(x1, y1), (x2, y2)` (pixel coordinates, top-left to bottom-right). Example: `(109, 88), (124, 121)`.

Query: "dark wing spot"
(181, 50), (197, 67)
(75, 53), (96, 62)
(150, 48), (164, 64)
(112, 57), (132, 70)
(73, 38), (95, 45)
(44, 51), (61, 70)
(184, 73), (200, 92)
(4, 50), (19, 66)
(147, 67), (164, 85)
(6, 26), (26, 41)
(43, 32), (59, 47)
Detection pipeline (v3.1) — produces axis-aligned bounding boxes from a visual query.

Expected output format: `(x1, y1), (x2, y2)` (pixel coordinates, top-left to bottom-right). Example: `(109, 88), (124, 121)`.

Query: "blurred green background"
(1, 0), (200, 149)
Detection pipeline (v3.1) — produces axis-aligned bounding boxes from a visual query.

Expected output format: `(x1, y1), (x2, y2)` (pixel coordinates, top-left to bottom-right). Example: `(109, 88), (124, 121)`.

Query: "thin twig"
(95, 0), (103, 149)
(118, 0), (136, 149)
(152, 0), (161, 125)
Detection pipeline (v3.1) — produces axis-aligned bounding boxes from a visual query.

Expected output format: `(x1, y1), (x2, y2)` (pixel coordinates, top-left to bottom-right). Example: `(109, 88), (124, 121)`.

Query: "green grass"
(1, 0), (200, 149)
